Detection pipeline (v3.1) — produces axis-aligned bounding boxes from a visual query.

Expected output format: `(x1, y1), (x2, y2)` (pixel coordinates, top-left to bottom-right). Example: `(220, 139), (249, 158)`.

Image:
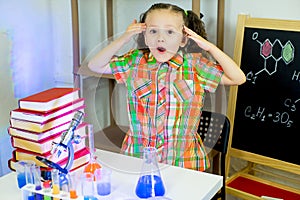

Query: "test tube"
(69, 172), (78, 199)
(51, 169), (60, 199)
(15, 160), (27, 188)
(15, 160), (35, 188)
(33, 165), (43, 200)
(27, 192), (35, 200)
(42, 180), (52, 200)
(25, 161), (36, 200)
(22, 185), (35, 200)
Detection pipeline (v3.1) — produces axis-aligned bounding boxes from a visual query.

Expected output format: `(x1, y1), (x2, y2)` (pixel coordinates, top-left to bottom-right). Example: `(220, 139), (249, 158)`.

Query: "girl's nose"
(157, 32), (165, 42)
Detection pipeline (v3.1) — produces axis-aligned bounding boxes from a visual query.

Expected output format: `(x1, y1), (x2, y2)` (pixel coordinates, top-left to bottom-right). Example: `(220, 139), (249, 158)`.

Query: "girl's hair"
(136, 3), (207, 54)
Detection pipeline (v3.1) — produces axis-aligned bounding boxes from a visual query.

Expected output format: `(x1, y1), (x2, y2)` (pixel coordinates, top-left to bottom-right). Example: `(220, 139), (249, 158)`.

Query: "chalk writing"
(243, 98), (299, 128)
(231, 21), (300, 165)
(244, 105), (293, 127)
(246, 32), (295, 84)
(292, 70), (300, 83)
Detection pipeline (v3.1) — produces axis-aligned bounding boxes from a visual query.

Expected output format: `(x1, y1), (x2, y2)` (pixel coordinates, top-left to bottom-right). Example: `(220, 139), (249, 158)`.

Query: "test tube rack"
(21, 182), (114, 200)
(21, 184), (85, 200)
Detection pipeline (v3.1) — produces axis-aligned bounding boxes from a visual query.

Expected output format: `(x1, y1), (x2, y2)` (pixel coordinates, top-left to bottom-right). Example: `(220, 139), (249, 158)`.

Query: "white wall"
(0, 0), (73, 176)
(78, 0), (107, 63)
(52, 0), (74, 86)
(0, 31), (16, 176)
(223, 0), (300, 57)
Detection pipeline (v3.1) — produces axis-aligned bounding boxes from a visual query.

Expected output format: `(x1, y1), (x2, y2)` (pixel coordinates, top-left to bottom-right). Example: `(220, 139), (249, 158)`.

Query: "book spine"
(10, 108), (85, 132)
(10, 122), (87, 154)
(13, 144), (86, 168)
(19, 88), (80, 112)
(8, 147), (90, 172)
(11, 99), (85, 123)
(8, 122), (70, 142)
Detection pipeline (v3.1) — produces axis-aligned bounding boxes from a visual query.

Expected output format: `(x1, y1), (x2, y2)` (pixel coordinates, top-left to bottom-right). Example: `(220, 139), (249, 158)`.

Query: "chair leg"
(221, 154), (226, 200)
(211, 193), (221, 200)
(213, 152), (220, 174)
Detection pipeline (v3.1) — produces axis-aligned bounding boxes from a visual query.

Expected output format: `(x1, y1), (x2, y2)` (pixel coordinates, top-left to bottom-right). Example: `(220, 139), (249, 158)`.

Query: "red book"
(12, 144), (87, 168)
(11, 98), (85, 123)
(8, 147), (91, 172)
(18, 87), (80, 112)
(10, 122), (87, 154)
(8, 122), (70, 142)
(10, 108), (85, 132)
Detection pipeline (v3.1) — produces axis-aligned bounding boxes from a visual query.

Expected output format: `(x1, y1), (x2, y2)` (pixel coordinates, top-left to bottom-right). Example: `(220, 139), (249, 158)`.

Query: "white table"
(0, 149), (222, 200)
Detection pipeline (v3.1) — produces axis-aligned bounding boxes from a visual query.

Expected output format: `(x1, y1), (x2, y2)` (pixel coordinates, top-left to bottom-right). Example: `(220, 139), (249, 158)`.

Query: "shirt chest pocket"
(172, 79), (195, 102)
(132, 78), (152, 101)
(132, 78), (166, 119)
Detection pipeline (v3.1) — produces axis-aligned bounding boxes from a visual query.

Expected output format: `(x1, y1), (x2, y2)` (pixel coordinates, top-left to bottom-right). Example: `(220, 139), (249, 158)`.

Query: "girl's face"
(144, 9), (186, 62)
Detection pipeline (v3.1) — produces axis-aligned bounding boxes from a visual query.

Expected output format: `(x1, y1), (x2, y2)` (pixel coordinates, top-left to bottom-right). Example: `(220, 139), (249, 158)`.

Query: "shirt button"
(161, 63), (169, 68)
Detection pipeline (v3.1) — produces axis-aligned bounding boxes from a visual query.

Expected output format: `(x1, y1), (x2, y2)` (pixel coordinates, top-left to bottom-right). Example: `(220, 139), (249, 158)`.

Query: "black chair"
(197, 110), (231, 200)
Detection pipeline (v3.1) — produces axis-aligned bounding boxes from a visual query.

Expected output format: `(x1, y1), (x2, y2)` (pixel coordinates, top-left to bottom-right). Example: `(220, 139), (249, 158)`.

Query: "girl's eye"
(167, 30), (174, 34)
(149, 29), (157, 34)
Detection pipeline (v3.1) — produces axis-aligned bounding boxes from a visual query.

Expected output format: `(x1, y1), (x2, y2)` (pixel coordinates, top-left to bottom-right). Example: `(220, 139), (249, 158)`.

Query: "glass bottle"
(135, 147), (166, 199)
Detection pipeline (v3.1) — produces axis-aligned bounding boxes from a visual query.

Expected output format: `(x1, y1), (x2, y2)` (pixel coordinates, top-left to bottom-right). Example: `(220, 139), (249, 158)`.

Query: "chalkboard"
(228, 15), (300, 167)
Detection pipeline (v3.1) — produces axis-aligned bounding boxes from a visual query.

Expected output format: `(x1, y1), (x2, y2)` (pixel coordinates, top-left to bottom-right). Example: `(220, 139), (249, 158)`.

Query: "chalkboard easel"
(225, 14), (300, 199)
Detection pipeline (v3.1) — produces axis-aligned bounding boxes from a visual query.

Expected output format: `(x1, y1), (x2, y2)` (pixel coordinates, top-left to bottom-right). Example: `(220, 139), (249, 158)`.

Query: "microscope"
(36, 110), (84, 181)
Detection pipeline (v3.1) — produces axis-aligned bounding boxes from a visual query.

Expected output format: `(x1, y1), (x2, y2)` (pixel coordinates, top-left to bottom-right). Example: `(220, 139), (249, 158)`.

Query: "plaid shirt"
(110, 49), (223, 171)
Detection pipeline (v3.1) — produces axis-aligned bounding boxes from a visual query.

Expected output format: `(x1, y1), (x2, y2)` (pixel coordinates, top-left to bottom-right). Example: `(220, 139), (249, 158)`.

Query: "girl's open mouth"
(157, 47), (166, 53)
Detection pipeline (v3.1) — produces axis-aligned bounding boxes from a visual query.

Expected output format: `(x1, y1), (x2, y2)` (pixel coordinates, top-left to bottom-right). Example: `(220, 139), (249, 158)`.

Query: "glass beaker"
(81, 172), (97, 200)
(135, 147), (165, 199)
(95, 167), (112, 196)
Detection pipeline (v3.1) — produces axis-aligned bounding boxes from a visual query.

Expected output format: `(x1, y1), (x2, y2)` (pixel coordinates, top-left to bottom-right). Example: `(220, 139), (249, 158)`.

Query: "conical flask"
(135, 147), (165, 199)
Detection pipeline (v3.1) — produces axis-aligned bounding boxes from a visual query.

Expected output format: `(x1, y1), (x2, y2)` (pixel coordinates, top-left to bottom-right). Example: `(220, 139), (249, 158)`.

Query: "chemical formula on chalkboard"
(243, 98), (300, 127)
(230, 16), (300, 166)
(246, 32), (295, 84)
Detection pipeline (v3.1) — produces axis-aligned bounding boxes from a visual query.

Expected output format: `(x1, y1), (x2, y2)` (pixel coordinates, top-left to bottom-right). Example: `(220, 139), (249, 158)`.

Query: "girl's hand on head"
(183, 26), (211, 51)
(123, 19), (146, 42)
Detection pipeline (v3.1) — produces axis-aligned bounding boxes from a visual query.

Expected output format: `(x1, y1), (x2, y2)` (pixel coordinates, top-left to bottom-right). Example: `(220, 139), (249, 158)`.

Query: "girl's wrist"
(202, 41), (213, 52)
(119, 33), (132, 44)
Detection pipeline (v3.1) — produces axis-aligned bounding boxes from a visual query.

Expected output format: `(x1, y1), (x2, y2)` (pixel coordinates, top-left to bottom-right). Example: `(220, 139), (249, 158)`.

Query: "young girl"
(88, 3), (246, 171)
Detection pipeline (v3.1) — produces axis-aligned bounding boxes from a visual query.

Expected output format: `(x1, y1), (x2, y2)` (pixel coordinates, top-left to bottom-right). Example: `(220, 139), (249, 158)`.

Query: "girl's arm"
(184, 26), (246, 86)
(88, 20), (146, 74)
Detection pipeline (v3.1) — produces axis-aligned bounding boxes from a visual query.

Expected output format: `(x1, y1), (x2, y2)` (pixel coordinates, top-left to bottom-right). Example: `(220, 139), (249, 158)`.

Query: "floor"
(94, 125), (127, 153)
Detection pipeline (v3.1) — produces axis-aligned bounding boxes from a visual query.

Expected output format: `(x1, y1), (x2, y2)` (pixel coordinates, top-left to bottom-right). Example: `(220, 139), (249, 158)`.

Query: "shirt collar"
(146, 51), (184, 69)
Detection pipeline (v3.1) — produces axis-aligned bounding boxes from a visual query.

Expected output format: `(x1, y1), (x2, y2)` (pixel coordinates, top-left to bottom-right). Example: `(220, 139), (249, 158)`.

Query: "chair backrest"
(197, 110), (230, 154)
(197, 110), (231, 200)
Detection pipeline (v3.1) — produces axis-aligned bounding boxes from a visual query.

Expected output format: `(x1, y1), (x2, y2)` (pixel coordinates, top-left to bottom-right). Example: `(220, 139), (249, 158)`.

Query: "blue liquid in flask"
(135, 174), (165, 198)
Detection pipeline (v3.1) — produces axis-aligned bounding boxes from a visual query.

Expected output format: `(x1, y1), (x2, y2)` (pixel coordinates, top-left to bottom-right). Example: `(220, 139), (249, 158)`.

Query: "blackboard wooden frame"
(226, 14), (300, 177)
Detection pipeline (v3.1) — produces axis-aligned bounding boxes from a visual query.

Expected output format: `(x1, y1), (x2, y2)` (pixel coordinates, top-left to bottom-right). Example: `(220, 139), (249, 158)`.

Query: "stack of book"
(8, 87), (91, 172)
